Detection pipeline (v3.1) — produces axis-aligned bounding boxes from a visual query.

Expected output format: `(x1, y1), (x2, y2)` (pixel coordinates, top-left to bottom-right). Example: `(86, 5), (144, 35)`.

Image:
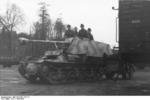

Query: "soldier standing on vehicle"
(64, 25), (74, 38)
(87, 28), (94, 40)
(73, 27), (78, 37)
(78, 24), (88, 39)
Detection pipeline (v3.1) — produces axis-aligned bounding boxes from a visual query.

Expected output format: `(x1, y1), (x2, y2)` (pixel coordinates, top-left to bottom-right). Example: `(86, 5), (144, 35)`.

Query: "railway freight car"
(119, 0), (150, 67)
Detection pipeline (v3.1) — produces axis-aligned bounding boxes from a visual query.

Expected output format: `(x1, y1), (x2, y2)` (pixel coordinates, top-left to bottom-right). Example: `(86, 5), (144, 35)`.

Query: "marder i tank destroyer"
(18, 37), (134, 84)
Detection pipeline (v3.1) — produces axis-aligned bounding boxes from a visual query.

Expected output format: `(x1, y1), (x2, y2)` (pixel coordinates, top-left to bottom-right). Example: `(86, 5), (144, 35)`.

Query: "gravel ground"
(1, 65), (150, 95)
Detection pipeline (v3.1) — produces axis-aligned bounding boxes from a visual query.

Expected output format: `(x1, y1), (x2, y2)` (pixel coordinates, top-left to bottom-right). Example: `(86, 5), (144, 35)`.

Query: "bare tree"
(0, 4), (24, 32)
(0, 4), (24, 55)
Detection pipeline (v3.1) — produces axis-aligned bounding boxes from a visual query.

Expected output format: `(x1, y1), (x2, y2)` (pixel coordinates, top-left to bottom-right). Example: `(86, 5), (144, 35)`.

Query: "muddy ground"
(1, 65), (150, 95)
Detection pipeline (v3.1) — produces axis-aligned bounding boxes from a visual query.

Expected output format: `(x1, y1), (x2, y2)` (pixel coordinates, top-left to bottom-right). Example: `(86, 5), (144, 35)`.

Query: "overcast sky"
(0, 0), (118, 46)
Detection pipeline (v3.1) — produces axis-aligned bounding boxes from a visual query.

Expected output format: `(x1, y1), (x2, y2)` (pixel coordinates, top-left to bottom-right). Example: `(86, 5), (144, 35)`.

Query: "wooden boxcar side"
(119, 0), (150, 63)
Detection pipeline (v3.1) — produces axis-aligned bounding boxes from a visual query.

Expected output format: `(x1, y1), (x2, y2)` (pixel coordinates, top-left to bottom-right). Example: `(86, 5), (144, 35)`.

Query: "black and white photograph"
(0, 0), (150, 96)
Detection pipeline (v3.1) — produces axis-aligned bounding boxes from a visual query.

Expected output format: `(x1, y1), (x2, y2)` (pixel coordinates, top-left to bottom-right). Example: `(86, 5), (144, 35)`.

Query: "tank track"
(39, 62), (103, 84)
(18, 55), (135, 84)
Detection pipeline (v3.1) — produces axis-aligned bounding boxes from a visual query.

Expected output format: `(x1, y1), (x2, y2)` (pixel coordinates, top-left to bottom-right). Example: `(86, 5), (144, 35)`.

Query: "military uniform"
(64, 30), (74, 38)
(73, 30), (78, 37)
(78, 29), (88, 39)
(88, 33), (94, 40)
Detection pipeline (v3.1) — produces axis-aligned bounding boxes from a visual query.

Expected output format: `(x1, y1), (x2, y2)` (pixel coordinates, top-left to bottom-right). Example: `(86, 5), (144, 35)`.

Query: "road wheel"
(41, 65), (67, 84)
(18, 63), (38, 82)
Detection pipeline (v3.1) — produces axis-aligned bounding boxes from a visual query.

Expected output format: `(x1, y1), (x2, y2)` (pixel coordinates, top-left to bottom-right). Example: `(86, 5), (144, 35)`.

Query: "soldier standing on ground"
(78, 24), (88, 39)
(87, 28), (94, 40)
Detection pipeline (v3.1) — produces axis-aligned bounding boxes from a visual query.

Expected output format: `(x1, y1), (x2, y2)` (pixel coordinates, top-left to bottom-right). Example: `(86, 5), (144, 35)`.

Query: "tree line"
(0, 2), (66, 40)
